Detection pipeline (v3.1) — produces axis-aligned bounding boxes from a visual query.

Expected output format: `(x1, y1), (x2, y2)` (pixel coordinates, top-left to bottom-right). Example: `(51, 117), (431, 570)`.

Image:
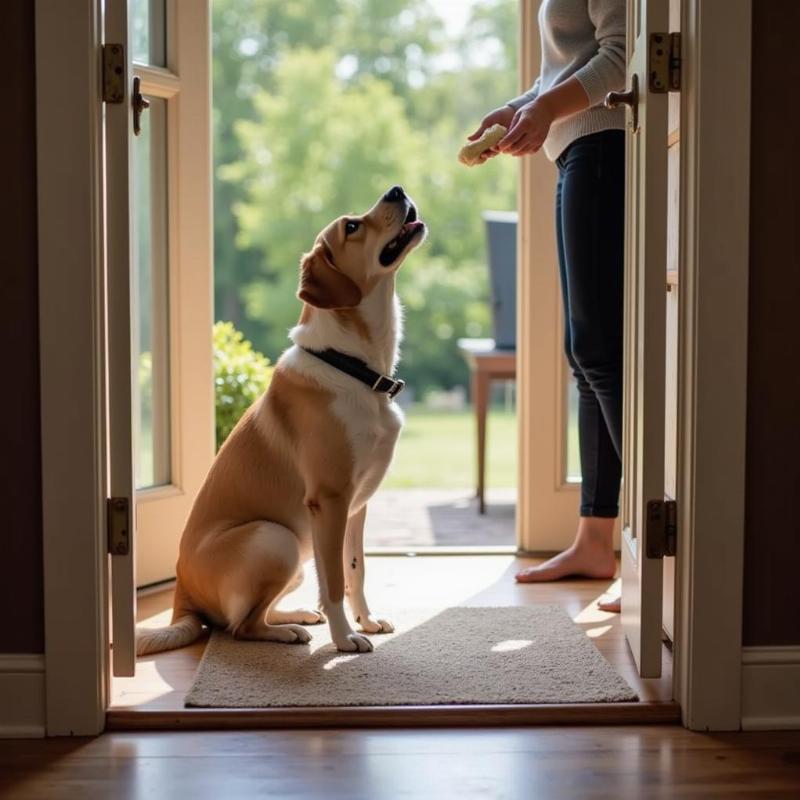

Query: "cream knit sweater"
(508, 0), (626, 160)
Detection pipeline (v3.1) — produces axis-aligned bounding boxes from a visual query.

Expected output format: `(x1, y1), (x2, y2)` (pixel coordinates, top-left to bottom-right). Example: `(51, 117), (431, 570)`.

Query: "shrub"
(214, 321), (273, 448)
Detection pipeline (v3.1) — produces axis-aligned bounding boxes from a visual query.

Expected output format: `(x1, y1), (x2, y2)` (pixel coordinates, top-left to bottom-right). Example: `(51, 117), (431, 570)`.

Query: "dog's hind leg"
(232, 594), (312, 643)
(221, 522), (312, 644)
(266, 566), (327, 626)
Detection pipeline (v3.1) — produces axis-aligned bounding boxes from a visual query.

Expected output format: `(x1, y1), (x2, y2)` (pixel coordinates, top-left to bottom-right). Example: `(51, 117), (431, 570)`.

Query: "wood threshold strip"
(106, 701), (680, 731)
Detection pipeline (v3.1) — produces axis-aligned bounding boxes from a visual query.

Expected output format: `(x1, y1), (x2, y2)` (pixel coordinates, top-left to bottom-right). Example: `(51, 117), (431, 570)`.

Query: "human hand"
(468, 105), (517, 163)
(497, 98), (555, 157)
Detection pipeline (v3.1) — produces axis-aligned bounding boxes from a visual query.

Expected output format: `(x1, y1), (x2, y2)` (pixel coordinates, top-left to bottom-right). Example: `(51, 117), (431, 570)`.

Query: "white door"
(129, 1), (214, 590)
(106, 0), (214, 677)
(106, 0), (138, 679)
(608, 0), (671, 677)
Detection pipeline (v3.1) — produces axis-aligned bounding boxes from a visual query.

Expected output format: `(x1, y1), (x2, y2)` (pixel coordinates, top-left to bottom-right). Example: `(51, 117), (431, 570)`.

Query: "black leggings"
(555, 129), (625, 518)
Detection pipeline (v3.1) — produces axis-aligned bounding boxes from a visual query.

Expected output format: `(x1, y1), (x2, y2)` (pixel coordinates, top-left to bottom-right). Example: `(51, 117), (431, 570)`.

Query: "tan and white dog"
(137, 186), (426, 655)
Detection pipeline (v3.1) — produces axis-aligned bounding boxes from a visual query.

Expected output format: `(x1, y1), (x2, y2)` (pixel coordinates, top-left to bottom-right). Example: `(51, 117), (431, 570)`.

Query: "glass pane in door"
(133, 96), (171, 489)
(131, 0), (167, 66)
(565, 373), (581, 483)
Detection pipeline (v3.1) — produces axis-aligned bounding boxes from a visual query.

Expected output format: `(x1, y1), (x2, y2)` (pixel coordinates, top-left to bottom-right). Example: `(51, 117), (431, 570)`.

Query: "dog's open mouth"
(379, 205), (425, 267)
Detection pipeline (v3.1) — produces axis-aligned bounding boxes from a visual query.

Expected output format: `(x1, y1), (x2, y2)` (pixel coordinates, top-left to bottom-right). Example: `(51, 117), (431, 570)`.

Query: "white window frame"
(132, 2), (215, 589)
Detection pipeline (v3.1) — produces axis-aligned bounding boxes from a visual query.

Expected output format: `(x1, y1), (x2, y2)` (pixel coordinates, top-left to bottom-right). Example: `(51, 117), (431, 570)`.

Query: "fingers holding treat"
(457, 124), (507, 167)
(496, 101), (553, 156)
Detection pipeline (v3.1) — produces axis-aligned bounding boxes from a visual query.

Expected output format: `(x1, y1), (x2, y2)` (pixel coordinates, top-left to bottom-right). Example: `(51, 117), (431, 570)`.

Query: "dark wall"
(743, 0), (800, 647)
(0, 2), (44, 653)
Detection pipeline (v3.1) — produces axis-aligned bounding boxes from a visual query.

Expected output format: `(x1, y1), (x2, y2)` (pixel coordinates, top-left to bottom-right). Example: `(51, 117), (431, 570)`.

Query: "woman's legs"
(517, 130), (625, 590)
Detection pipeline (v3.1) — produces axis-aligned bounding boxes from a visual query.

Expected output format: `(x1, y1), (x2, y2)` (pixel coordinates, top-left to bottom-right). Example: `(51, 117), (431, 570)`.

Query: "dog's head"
(297, 186), (426, 310)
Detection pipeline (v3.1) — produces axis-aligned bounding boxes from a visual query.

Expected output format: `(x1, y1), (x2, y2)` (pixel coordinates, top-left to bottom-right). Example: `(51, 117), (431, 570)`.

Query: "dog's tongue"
(401, 220), (423, 236)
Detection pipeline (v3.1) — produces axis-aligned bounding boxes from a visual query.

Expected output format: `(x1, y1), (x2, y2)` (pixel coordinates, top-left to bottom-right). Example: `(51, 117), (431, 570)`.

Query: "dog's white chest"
(333, 394), (403, 511)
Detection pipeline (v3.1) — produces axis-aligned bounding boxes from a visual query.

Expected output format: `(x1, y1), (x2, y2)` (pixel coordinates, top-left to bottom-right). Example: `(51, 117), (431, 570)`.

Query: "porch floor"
(111, 554), (675, 727)
(364, 488), (515, 548)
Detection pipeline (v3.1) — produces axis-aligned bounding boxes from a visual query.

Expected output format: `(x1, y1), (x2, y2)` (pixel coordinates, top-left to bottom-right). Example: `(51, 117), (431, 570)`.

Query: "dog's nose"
(384, 185), (405, 203)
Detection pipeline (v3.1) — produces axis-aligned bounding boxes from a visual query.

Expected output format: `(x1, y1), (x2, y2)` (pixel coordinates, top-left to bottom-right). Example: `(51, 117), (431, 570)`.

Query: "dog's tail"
(135, 581), (204, 656)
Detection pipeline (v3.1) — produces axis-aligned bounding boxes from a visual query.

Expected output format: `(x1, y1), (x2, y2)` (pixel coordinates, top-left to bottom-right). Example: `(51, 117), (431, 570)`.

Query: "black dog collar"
(301, 347), (405, 399)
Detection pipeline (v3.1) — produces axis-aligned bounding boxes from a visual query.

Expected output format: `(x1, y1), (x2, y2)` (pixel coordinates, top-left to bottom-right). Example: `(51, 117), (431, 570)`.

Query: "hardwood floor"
(11, 555), (798, 798)
(111, 555), (675, 727)
(3, 727), (800, 799)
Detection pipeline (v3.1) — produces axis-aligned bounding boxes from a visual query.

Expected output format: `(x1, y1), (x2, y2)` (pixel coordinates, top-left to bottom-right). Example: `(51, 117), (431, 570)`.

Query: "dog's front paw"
(356, 615), (394, 634)
(333, 632), (374, 653)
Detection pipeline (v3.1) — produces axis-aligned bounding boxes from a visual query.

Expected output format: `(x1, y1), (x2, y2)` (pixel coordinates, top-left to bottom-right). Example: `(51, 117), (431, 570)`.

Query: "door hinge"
(646, 498), (678, 558)
(107, 497), (131, 556)
(649, 32), (681, 93)
(102, 43), (126, 103)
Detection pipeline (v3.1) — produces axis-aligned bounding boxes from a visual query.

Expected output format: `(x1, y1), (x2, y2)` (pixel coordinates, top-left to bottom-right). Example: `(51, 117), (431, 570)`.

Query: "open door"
(128, 2), (214, 590)
(105, 0), (214, 677)
(606, 0), (671, 678)
(105, 0), (137, 678)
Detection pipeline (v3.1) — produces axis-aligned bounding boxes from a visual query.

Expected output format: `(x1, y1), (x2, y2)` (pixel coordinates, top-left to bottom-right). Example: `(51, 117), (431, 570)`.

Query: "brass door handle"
(605, 73), (639, 133)
(132, 76), (150, 137)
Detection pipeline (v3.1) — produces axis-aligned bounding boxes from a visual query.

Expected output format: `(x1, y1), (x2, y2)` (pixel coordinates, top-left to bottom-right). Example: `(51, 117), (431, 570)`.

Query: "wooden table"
(458, 338), (517, 514)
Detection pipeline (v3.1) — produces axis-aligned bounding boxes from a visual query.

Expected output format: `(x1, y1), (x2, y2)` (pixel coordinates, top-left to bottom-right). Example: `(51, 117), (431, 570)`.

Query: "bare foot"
(516, 517), (617, 583)
(597, 595), (621, 613)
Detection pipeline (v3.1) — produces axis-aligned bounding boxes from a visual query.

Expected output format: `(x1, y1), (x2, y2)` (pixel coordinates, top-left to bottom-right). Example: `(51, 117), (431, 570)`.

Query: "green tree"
(224, 48), (430, 357)
(213, 0), (519, 394)
(212, 0), (343, 340)
(212, 0), (444, 336)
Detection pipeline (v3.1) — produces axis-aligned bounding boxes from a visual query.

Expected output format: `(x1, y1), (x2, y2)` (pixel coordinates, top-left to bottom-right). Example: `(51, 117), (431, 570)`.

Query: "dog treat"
(458, 124), (507, 167)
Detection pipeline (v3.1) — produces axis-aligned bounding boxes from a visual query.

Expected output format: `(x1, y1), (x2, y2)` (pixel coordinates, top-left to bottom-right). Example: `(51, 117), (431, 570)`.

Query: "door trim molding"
(36, 0), (108, 735)
(741, 647), (800, 731)
(34, 0), (751, 736)
(516, 0), (580, 554)
(674, 0), (751, 731)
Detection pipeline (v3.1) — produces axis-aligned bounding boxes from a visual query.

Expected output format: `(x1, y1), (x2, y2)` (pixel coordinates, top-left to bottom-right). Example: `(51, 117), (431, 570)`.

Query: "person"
(469, 0), (626, 611)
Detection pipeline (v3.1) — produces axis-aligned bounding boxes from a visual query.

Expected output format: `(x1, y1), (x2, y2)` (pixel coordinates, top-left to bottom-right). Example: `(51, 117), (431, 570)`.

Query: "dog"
(137, 186), (426, 655)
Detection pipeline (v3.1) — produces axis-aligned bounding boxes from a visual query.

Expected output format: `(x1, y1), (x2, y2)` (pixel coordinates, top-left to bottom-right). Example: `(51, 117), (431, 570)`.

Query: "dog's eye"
(344, 220), (360, 236)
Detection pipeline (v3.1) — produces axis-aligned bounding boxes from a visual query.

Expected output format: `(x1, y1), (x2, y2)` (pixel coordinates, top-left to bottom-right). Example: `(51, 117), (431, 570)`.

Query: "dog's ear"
(297, 244), (362, 310)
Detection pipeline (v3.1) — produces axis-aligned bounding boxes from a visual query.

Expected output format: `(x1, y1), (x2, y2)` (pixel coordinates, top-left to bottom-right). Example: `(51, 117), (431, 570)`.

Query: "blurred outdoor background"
(210, 0), (521, 545)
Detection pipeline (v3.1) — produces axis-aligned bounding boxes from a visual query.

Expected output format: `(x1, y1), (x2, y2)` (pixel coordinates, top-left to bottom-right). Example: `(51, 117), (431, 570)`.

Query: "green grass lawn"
(383, 408), (517, 489)
(148, 404), (576, 492)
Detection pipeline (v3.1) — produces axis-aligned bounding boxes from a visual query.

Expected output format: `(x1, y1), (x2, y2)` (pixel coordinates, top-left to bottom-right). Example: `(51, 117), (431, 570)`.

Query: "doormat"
(185, 605), (637, 708)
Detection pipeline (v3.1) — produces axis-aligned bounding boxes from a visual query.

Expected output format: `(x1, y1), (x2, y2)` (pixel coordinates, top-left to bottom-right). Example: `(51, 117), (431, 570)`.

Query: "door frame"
(672, 0), (751, 731)
(38, 0), (750, 735)
(36, 0), (109, 736)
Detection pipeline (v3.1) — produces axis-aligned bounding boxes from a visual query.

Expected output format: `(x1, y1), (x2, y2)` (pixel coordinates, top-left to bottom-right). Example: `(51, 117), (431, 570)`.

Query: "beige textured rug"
(186, 605), (638, 708)
(185, 605), (637, 708)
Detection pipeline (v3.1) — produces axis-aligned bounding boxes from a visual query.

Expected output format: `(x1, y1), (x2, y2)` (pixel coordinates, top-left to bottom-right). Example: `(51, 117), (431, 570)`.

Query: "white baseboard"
(0, 654), (46, 738)
(742, 646), (800, 731)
